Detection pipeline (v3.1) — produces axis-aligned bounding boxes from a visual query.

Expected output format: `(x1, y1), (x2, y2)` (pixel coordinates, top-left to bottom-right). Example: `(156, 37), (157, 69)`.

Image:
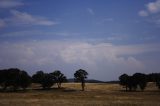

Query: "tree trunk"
(57, 83), (61, 88)
(81, 81), (85, 91)
(125, 86), (128, 91)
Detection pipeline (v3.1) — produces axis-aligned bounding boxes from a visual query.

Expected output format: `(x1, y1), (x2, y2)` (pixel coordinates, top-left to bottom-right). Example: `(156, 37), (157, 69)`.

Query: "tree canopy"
(74, 69), (88, 91)
(119, 73), (160, 91)
(50, 70), (67, 88)
(32, 71), (54, 89)
(0, 68), (31, 91)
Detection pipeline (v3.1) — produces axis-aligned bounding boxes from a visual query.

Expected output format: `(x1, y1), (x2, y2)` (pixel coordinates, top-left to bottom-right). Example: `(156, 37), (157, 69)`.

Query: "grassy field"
(0, 83), (160, 106)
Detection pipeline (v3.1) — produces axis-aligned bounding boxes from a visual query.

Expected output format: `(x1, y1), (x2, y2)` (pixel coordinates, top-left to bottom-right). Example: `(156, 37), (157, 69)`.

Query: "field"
(0, 83), (160, 106)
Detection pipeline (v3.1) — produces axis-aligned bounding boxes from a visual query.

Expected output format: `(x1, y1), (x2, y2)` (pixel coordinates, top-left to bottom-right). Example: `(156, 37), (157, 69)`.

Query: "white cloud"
(147, 0), (160, 13)
(139, 0), (160, 16)
(0, 0), (24, 8)
(138, 0), (160, 25)
(87, 8), (95, 15)
(0, 1), (57, 27)
(0, 40), (159, 80)
(5, 10), (57, 26)
(138, 10), (148, 17)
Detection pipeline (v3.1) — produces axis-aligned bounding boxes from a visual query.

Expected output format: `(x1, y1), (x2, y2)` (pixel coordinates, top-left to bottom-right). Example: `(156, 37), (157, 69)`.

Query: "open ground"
(0, 83), (160, 106)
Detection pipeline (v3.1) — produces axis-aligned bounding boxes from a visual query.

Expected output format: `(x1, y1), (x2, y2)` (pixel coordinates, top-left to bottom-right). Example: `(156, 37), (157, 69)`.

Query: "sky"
(0, 0), (160, 81)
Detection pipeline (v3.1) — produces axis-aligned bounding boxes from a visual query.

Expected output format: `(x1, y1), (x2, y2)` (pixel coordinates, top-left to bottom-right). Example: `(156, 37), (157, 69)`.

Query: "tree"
(132, 73), (147, 91)
(119, 74), (137, 91)
(32, 71), (54, 89)
(32, 71), (44, 84)
(0, 69), (7, 88)
(119, 73), (147, 91)
(0, 68), (31, 91)
(51, 70), (67, 88)
(156, 80), (160, 89)
(74, 69), (88, 91)
(41, 73), (55, 89)
(3, 68), (21, 91)
(17, 71), (31, 90)
(155, 74), (160, 89)
(147, 73), (160, 89)
(119, 74), (129, 91)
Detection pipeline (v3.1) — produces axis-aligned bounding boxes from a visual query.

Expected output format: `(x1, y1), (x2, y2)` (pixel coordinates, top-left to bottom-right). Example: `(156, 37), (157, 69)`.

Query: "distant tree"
(32, 71), (54, 89)
(155, 74), (160, 89)
(147, 73), (156, 82)
(0, 68), (31, 91)
(32, 71), (44, 84)
(41, 73), (55, 89)
(129, 76), (138, 91)
(50, 70), (67, 88)
(17, 71), (31, 90)
(74, 69), (88, 91)
(3, 68), (21, 91)
(0, 69), (7, 88)
(119, 74), (129, 91)
(156, 81), (160, 89)
(132, 73), (147, 91)
(119, 73), (147, 91)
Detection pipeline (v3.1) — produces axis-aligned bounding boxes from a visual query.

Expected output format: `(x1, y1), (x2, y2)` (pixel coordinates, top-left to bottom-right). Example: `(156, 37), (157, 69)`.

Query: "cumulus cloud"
(5, 10), (57, 26)
(147, 0), (160, 13)
(0, 0), (24, 8)
(0, 40), (159, 80)
(139, 0), (160, 25)
(139, 0), (160, 16)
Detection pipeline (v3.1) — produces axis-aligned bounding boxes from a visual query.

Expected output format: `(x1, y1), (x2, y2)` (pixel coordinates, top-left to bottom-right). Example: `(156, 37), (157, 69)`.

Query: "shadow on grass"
(118, 89), (160, 93)
(0, 89), (29, 93)
(63, 89), (77, 92)
(0, 87), (80, 93)
(32, 87), (79, 93)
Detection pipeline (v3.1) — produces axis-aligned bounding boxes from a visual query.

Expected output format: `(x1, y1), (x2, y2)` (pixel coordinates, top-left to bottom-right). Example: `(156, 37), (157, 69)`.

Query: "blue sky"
(0, 0), (160, 80)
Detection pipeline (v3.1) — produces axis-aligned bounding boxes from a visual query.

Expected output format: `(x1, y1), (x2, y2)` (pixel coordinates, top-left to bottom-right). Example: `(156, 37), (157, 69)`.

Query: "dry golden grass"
(0, 83), (160, 106)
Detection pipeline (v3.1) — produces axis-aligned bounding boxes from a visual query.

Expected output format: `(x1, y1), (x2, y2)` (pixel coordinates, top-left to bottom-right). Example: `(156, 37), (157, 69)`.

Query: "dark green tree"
(147, 73), (160, 89)
(119, 74), (129, 91)
(51, 70), (67, 88)
(156, 81), (160, 89)
(3, 68), (21, 91)
(32, 71), (44, 84)
(32, 71), (54, 89)
(74, 69), (88, 91)
(0, 69), (7, 88)
(41, 73), (55, 89)
(0, 68), (31, 91)
(119, 73), (147, 91)
(155, 74), (160, 89)
(17, 71), (31, 90)
(132, 73), (147, 91)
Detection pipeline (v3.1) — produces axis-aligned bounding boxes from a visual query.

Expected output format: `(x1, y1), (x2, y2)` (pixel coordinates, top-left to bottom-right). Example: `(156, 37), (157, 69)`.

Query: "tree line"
(119, 73), (160, 91)
(0, 68), (88, 91)
(0, 68), (160, 92)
